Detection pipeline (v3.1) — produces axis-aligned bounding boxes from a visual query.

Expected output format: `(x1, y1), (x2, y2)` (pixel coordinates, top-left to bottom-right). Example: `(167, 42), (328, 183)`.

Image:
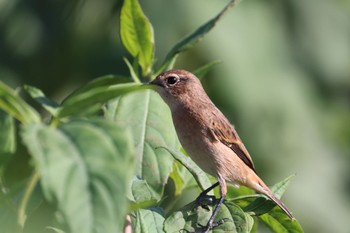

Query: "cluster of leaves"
(0, 0), (303, 232)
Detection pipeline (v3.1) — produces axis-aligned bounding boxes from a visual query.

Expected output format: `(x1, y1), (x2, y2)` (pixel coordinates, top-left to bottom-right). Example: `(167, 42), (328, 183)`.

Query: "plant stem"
(18, 171), (40, 227)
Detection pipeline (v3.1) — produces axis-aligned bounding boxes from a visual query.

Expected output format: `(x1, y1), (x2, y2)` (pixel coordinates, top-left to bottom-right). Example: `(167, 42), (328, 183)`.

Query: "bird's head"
(150, 69), (206, 108)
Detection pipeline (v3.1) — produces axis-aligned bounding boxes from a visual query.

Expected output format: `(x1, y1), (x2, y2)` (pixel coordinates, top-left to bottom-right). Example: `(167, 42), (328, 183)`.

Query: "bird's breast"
(171, 107), (219, 176)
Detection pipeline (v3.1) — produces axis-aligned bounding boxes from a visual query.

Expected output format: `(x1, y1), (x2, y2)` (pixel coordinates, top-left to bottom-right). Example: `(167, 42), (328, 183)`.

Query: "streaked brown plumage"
(150, 69), (294, 232)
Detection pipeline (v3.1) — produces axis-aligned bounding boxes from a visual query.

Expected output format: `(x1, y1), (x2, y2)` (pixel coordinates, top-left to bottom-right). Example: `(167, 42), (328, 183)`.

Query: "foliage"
(0, 0), (303, 232)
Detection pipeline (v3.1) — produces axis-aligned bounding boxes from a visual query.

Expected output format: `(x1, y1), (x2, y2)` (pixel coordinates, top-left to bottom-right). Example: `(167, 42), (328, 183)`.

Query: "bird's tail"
(264, 189), (295, 220)
(251, 176), (295, 220)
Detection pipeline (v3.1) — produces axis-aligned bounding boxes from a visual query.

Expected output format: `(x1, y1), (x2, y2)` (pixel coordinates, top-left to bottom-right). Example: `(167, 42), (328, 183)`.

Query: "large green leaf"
(164, 199), (253, 233)
(55, 75), (133, 118)
(64, 75), (131, 99)
(57, 83), (157, 118)
(131, 208), (165, 233)
(21, 120), (135, 233)
(105, 90), (180, 204)
(120, 0), (154, 76)
(157, 0), (239, 74)
(0, 109), (16, 155)
(0, 81), (40, 124)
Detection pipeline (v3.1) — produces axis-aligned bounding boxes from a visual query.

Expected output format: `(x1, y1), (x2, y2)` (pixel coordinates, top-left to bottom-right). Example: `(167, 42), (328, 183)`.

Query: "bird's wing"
(209, 118), (256, 173)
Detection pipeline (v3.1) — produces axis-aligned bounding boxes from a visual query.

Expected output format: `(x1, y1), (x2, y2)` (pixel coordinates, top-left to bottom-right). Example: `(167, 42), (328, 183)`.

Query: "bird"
(150, 69), (294, 232)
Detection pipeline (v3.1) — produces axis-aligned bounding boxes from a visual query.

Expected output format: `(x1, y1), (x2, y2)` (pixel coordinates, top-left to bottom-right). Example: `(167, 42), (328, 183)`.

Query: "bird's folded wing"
(209, 121), (256, 173)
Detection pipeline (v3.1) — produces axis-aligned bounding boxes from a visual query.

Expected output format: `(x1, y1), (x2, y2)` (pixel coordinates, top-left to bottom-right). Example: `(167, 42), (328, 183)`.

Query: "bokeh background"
(1, 0), (350, 232)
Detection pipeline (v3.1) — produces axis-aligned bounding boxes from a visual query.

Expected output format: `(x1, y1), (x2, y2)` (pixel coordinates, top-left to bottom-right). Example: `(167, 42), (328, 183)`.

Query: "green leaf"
(0, 109), (16, 155)
(0, 81), (40, 124)
(157, 0), (239, 74)
(21, 120), (135, 233)
(105, 90), (179, 203)
(164, 199), (253, 233)
(120, 0), (154, 76)
(157, 147), (212, 194)
(259, 208), (304, 233)
(57, 83), (157, 118)
(221, 202), (254, 233)
(131, 208), (165, 233)
(130, 179), (160, 204)
(63, 74), (131, 102)
(23, 85), (60, 116)
(271, 174), (295, 199)
(193, 60), (221, 80)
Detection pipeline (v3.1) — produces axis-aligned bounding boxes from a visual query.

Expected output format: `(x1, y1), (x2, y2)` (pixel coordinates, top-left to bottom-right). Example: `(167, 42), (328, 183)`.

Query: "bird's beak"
(149, 78), (164, 88)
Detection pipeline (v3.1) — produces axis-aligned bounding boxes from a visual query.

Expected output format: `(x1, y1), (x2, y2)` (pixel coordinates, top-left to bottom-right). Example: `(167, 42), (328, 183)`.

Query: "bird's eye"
(166, 76), (178, 86)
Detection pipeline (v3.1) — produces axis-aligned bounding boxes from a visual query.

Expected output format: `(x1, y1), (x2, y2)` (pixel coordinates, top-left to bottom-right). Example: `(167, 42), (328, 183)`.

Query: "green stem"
(124, 57), (141, 83)
(18, 171), (40, 227)
(50, 117), (60, 128)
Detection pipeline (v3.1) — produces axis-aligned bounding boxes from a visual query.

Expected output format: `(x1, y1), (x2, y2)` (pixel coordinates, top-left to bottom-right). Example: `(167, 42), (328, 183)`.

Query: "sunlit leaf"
(0, 81), (40, 124)
(21, 120), (135, 233)
(105, 90), (180, 203)
(120, 0), (154, 76)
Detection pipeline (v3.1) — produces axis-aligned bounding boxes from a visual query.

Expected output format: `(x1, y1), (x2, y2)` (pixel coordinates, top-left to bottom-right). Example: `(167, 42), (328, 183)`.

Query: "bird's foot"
(195, 194), (217, 210)
(198, 218), (231, 233)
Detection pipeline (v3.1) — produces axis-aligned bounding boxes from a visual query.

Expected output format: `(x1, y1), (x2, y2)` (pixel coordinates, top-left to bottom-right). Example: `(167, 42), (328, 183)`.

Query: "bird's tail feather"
(264, 189), (295, 220)
(252, 176), (295, 220)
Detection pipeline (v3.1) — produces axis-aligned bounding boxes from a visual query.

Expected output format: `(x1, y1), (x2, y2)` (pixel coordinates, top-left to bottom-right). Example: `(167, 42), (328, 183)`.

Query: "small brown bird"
(150, 69), (294, 232)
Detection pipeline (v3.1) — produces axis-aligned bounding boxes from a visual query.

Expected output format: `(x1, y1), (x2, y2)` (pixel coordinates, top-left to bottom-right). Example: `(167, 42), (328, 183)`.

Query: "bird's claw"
(197, 218), (231, 233)
(195, 194), (217, 209)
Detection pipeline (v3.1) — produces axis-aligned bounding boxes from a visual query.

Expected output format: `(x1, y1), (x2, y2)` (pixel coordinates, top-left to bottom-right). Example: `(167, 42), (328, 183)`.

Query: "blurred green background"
(1, 0), (349, 232)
